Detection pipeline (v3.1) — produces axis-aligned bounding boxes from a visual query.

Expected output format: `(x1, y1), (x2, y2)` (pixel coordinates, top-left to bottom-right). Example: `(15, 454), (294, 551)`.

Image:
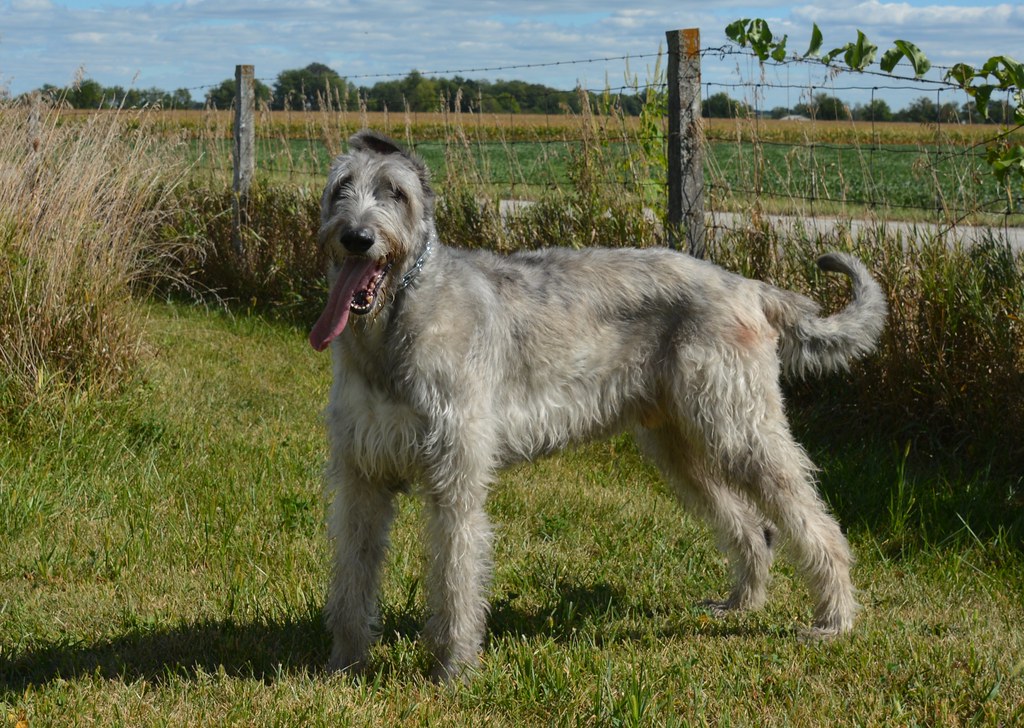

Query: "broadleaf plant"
(727, 18), (1023, 205)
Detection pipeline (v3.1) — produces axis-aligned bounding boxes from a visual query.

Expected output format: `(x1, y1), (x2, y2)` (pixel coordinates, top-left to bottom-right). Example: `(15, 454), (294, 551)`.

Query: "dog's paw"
(796, 623), (850, 643)
(328, 649), (369, 675)
(429, 658), (476, 685)
(701, 599), (739, 619)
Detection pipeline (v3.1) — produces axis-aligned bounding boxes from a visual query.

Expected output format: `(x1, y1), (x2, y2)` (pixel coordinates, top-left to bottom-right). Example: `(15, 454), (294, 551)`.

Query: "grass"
(2, 302), (1022, 726)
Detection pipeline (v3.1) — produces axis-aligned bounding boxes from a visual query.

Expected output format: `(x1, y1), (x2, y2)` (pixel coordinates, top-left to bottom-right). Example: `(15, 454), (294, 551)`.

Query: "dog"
(309, 130), (887, 681)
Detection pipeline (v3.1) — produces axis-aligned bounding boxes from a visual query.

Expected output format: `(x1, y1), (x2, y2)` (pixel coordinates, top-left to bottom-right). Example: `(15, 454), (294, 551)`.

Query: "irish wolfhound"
(310, 130), (886, 681)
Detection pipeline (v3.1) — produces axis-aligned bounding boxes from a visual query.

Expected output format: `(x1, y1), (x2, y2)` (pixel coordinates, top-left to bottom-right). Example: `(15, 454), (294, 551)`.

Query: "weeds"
(168, 180), (325, 319)
(0, 95), (189, 414)
(707, 218), (1024, 472)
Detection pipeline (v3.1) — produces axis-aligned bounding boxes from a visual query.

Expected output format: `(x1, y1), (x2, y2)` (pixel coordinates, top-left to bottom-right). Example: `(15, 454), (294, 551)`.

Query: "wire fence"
(176, 36), (1022, 227)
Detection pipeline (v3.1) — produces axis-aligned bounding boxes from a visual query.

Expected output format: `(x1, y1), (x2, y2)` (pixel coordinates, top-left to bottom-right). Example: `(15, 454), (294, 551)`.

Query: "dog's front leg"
(324, 459), (398, 674)
(422, 484), (493, 682)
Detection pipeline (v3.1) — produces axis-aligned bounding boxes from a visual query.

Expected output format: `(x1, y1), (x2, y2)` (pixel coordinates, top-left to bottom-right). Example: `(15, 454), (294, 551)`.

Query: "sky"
(1, 1), (1021, 111)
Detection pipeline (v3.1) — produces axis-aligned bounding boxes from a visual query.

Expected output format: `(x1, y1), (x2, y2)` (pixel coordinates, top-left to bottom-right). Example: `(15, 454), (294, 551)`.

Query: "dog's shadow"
(0, 614), (330, 691)
(2, 581), (753, 690)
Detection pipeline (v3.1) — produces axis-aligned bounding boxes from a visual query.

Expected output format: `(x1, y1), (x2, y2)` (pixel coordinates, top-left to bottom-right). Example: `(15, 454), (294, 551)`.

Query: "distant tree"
(106, 86), (178, 109)
(273, 63), (346, 110)
(961, 99), (1017, 124)
(768, 106), (793, 119)
(961, 100), (982, 123)
(66, 79), (104, 108)
(990, 98), (1018, 124)
(793, 93), (848, 120)
(814, 93), (849, 120)
(363, 77), (405, 111)
(616, 93), (645, 116)
(167, 88), (194, 109)
(703, 92), (748, 118)
(938, 101), (960, 123)
(401, 71), (438, 111)
(897, 95), (937, 123)
(205, 77), (272, 109)
(853, 98), (892, 122)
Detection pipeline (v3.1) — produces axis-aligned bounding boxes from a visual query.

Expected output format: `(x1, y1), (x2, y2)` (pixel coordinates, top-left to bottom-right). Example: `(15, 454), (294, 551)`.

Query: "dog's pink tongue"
(309, 258), (378, 351)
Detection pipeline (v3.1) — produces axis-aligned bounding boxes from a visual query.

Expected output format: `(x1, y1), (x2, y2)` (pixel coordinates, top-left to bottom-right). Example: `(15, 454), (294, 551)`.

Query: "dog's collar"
(397, 233), (434, 291)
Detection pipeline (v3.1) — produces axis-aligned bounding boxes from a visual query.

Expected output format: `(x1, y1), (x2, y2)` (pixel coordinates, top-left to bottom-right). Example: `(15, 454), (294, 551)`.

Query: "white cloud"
(0, 0), (1019, 109)
(68, 32), (107, 44)
(10, 0), (53, 9)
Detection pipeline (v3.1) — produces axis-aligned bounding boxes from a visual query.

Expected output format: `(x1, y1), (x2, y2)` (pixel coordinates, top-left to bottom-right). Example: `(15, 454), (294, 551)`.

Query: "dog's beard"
(309, 258), (388, 351)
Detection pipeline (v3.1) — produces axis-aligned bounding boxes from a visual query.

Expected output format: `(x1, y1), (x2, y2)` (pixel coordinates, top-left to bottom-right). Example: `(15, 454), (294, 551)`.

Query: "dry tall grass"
(0, 96), (188, 413)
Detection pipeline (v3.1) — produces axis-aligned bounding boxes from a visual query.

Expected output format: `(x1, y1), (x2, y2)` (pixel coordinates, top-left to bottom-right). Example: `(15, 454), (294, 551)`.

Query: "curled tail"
(761, 253), (887, 378)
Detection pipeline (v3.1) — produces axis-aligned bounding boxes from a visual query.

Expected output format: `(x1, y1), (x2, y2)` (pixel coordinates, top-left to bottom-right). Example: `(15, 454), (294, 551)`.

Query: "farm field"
(132, 108), (1022, 145)
(1, 302), (1022, 726)
(172, 110), (1022, 224)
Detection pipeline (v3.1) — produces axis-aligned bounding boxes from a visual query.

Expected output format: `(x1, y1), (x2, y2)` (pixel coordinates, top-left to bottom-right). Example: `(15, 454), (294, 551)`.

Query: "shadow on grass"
(0, 613), (330, 692)
(2, 580), (760, 691)
(487, 580), (763, 645)
(791, 397), (1024, 552)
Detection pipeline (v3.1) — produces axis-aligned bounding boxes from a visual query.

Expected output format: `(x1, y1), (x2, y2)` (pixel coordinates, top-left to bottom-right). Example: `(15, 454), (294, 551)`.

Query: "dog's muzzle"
(341, 227), (375, 254)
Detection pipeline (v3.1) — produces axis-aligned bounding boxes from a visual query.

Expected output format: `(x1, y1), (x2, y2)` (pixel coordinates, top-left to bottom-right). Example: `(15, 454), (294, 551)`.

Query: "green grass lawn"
(2, 302), (1022, 726)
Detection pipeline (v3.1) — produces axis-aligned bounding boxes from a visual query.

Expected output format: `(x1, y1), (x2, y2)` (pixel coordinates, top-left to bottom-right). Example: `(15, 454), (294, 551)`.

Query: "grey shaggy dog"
(309, 130), (887, 681)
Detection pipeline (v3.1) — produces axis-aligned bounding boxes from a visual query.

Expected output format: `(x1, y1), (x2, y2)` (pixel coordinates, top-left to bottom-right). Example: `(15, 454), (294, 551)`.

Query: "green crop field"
(178, 110), (1021, 223)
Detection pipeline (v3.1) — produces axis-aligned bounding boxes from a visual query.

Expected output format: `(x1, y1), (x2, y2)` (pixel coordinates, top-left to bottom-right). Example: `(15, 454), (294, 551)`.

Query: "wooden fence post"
(25, 92), (42, 193)
(232, 64), (255, 257)
(666, 28), (705, 257)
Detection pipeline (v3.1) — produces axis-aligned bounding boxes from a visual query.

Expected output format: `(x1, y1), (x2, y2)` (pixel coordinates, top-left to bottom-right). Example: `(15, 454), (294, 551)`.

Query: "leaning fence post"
(232, 64), (255, 257)
(24, 92), (42, 193)
(666, 28), (705, 257)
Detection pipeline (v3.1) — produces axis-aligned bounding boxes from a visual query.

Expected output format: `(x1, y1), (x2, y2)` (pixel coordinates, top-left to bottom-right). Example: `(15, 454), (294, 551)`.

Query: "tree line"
(29, 62), (1018, 124)
(706, 91), (1019, 124)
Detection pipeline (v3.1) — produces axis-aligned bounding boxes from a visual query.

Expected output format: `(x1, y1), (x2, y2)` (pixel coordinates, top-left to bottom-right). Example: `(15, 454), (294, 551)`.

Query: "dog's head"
(310, 130), (436, 351)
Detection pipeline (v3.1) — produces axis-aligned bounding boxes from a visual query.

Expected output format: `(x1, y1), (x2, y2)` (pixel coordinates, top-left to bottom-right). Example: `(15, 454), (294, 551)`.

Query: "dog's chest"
(327, 368), (424, 479)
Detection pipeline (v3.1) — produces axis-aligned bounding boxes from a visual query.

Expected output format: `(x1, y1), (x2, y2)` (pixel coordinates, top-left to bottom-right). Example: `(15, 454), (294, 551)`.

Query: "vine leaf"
(824, 31), (878, 71)
(805, 24), (823, 58)
(881, 40), (932, 78)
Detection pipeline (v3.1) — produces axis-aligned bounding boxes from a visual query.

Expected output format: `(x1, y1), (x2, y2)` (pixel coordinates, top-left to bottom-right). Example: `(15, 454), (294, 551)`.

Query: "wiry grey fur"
(311, 130), (887, 681)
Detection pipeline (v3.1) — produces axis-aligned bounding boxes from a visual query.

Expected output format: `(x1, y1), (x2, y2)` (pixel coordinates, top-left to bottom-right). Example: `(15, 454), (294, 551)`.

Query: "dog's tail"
(761, 253), (887, 378)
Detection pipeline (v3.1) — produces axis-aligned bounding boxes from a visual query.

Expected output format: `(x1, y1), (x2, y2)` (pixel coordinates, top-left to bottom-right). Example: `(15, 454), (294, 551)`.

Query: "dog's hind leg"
(684, 383), (856, 637)
(665, 335), (857, 636)
(636, 426), (776, 614)
(324, 460), (398, 673)
(727, 429), (857, 637)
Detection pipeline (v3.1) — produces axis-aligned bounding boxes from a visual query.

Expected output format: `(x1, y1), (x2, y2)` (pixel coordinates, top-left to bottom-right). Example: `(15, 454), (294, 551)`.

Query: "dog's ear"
(347, 129), (433, 199)
(348, 130), (405, 157)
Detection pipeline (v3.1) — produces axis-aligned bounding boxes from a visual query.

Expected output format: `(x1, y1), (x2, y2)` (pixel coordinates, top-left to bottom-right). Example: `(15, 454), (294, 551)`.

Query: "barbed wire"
(51, 39), (1010, 108)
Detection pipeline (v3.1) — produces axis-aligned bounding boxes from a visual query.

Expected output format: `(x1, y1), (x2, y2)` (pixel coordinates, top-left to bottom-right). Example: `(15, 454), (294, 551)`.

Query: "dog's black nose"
(341, 228), (375, 253)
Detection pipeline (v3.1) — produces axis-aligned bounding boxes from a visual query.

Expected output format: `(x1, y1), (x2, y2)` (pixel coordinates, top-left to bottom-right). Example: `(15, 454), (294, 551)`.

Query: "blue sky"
(1, 1), (1020, 111)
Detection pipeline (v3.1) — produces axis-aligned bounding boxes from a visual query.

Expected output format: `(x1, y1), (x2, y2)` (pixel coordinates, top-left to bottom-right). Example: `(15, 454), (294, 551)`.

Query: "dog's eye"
(389, 186), (407, 203)
(332, 176), (353, 202)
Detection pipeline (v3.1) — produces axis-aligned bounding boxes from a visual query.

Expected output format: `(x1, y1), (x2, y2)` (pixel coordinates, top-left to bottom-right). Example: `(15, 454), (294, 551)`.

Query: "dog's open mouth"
(309, 257), (391, 351)
(349, 263), (391, 315)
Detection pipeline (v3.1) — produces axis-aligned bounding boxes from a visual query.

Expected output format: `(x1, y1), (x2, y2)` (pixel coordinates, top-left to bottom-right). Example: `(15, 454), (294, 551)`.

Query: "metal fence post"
(232, 64), (255, 257)
(666, 28), (705, 257)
